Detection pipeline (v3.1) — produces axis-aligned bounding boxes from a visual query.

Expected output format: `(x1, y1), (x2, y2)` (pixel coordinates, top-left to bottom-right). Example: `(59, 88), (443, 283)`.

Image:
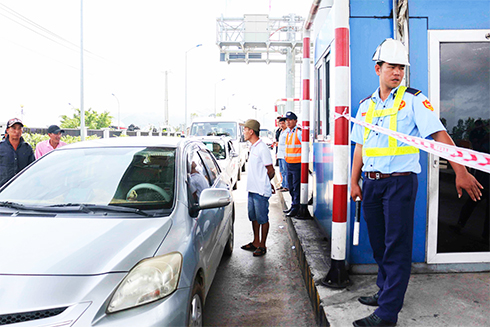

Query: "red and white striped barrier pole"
(274, 98), (300, 117)
(297, 30), (312, 220)
(321, 0), (351, 289)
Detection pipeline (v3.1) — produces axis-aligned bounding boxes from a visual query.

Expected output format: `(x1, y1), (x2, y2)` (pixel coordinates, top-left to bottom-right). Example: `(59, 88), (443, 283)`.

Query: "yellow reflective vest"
(362, 86), (419, 157)
(285, 127), (301, 163)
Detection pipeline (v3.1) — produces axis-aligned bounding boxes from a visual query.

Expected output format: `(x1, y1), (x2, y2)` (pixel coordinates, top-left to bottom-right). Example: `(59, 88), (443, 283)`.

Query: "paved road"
(203, 168), (317, 326)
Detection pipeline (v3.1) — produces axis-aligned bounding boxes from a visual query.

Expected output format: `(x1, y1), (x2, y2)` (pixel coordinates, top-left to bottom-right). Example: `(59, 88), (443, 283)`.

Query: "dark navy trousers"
(362, 173), (418, 323)
(286, 162), (301, 212)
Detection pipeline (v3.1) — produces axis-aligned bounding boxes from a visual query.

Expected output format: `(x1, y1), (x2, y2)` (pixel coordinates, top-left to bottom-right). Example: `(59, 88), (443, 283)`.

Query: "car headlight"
(107, 252), (183, 313)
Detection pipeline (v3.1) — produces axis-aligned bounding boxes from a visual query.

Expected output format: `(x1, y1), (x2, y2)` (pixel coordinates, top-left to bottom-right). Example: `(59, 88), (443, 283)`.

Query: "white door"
(427, 30), (490, 264)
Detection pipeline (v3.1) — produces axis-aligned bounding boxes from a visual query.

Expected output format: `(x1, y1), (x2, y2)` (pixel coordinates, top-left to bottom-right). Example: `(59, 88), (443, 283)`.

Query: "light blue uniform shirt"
(351, 86), (445, 174)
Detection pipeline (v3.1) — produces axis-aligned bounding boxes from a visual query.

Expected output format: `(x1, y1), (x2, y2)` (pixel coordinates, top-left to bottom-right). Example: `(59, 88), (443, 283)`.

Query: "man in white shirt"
(240, 119), (275, 257)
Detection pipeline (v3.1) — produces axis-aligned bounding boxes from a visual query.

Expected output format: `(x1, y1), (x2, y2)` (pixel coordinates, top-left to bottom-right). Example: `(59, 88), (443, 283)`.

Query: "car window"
(203, 141), (226, 160)
(199, 150), (219, 184)
(187, 151), (211, 206)
(0, 147), (176, 210)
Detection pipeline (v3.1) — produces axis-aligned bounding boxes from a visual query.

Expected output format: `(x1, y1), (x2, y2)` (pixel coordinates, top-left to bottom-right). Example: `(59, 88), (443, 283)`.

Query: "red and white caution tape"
(334, 112), (490, 174)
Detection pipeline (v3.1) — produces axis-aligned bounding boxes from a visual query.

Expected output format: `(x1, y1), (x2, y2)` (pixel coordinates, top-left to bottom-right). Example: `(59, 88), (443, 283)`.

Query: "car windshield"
(0, 147), (176, 211)
(190, 122), (237, 138)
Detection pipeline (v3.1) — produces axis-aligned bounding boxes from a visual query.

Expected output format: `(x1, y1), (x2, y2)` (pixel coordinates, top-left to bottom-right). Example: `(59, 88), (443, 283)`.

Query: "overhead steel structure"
(216, 14), (304, 64)
(216, 14), (306, 114)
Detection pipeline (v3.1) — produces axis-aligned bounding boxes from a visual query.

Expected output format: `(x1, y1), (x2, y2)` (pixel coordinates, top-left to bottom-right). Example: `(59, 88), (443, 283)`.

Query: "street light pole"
(80, 0), (85, 141)
(185, 44), (202, 130)
(214, 78), (225, 117)
(112, 93), (120, 129)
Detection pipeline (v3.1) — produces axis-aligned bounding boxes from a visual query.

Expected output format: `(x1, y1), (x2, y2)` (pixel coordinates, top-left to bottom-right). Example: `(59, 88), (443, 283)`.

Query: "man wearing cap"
(350, 38), (482, 326)
(0, 118), (35, 188)
(283, 111), (302, 217)
(240, 119), (275, 257)
(35, 125), (67, 159)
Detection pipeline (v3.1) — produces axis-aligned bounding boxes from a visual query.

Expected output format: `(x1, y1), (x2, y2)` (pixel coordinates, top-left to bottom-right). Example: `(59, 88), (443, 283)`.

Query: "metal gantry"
(216, 14), (304, 64)
(216, 14), (305, 113)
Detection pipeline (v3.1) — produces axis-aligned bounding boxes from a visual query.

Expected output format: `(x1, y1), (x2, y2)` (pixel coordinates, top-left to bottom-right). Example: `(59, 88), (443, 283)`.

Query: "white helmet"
(372, 38), (410, 66)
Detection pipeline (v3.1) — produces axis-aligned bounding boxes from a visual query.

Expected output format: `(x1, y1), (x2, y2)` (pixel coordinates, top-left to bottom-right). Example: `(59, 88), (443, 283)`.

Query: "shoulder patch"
(405, 87), (422, 96)
(359, 95), (372, 104)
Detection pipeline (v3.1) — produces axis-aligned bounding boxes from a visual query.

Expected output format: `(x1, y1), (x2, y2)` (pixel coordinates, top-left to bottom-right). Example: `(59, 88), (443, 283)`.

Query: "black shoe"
(286, 210), (299, 218)
(358, 292), (379, 306)
(283, 208), (292, 213)
(294, 215), (313, 220)
(353, 313), (395, 326)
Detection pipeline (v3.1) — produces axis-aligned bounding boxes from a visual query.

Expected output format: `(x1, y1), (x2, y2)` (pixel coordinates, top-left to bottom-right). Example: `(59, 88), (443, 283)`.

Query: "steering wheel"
(126, 183), (170, 202)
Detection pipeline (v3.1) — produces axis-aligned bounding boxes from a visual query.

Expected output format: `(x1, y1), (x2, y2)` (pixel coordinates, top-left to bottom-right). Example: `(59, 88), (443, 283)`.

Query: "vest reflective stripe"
(362, 86), (419, 157)
(286, 128), (301, 163)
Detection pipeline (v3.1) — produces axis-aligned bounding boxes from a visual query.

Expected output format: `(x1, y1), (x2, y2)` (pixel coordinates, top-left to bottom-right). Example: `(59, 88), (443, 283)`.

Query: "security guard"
(350, 39), (482, 326)
(284, 111), (302, 217)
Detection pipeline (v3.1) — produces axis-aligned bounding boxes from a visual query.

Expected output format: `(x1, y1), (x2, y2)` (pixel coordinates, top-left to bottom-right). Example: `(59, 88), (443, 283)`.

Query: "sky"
(440, 42), (490, 132)
(0, 0), (309, 131)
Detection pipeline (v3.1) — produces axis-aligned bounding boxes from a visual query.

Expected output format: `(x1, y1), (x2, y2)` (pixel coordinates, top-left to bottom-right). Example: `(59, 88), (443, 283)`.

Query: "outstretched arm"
(431, 130), (483, 201)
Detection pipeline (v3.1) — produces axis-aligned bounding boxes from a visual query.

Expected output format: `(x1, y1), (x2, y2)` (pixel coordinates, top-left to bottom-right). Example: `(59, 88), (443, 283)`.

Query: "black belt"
(366, 172), (412, 180)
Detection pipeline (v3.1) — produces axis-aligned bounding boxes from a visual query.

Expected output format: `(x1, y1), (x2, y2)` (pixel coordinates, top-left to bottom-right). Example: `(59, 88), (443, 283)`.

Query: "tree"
(190, 112), (198, 122)
(60, 108), (113, 129)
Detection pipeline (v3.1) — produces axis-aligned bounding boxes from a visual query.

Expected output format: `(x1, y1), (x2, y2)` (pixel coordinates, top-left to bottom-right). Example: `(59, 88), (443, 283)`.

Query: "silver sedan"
(0, 137), (234, 326)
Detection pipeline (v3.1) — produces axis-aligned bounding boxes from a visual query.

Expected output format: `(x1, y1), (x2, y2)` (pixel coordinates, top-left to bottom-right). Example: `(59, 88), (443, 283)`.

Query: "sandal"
(253, 247), (267, 257)
(241, 242), (257, 251)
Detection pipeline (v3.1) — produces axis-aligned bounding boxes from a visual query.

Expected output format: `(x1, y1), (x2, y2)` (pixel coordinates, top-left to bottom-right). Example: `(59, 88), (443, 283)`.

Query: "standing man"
(0, 118), (35, 188)
(240, 119), (275, 257)
(283, 111), (302, 217)
(350, 38), (482, 327)
(276, 117), (289, 192)
(35, 125), (67, 159)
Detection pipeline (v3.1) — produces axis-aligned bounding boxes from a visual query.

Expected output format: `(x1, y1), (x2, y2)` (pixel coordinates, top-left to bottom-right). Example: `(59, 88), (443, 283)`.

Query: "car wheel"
(188, 281), (204, 327)
(241, 163), (246, 172)
(237, 168), (241, 181)
(223, 213), (234, 256)
(232, 180), (237, 190)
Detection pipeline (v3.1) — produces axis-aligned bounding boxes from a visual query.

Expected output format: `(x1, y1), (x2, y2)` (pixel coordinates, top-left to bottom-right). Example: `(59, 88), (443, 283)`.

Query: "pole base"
(296, 204), (312, 220)
(321, 259), (351, 289)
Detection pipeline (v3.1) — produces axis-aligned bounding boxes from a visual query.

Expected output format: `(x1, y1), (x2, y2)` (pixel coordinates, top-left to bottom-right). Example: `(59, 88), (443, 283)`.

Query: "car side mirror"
(198, 188), (232, 210)
(230, 151), (239, 158)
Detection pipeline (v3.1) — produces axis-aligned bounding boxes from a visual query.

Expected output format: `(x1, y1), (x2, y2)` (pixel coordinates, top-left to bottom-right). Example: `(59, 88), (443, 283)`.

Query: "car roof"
(60, 136), (192, 150)
(190, 118), (243, 124)
(189, 136), (231, 143)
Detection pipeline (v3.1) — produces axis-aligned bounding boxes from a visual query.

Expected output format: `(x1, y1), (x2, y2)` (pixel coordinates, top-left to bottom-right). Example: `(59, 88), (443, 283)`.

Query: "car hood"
(0, 215), (172, 275)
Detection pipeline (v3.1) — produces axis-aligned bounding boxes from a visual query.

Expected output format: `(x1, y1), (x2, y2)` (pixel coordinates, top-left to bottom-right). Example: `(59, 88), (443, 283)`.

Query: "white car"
(260, 129), (274, 149)
(188, 119), (249, 174)
(194, 136), (240, 190)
